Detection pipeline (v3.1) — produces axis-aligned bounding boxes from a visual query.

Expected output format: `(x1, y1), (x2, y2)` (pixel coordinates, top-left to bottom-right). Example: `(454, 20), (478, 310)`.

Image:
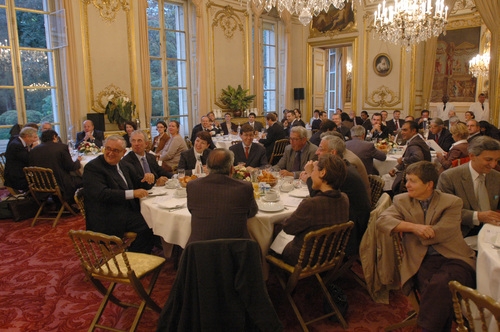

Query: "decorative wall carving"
(81, 0), (130, 22)
(212, 6), (244, 39)
(366, 86), (401, 107)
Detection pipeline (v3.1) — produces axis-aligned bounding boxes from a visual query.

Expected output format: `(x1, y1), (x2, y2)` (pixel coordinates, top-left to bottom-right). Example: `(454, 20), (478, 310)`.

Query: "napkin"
(156, 198), (186, 209)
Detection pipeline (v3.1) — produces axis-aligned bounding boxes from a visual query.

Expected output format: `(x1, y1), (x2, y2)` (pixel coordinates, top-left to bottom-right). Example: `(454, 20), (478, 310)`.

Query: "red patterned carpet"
(0, 214), (414, 332)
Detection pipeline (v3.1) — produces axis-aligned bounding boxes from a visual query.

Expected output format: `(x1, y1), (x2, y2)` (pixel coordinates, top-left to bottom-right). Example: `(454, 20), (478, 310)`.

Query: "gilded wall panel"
(207, 1), (250, 109)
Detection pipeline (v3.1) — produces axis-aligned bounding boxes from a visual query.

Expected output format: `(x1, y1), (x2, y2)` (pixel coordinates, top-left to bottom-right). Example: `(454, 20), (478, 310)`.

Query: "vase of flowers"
(375, 139), (396, 153)
(233, 165), (251, 182)
(78, 142), (99, 155)
(104, 95), (136, 127)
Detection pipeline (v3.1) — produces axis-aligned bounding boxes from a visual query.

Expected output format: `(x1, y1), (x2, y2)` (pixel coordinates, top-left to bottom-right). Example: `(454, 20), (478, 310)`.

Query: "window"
(326, 48), (343, 118)
(262, 21), (277, 114)
(147, 0), (191, 139)
(0, 0), (64, 152)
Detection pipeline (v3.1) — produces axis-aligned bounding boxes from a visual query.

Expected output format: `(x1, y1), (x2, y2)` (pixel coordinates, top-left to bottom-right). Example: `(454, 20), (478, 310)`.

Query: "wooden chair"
(368, 174), (385, 210)
(0, 152), (24, 196)
(449, 280), (500, 332)
(184, 136), (193, 149)
(269, 138), (289, 165)
(385, 233), (420, 331)
(451, 156), (471, 168)
(23, 166), (78, 227)
(266, 221), (354, 331)
(68, 230), (165, 332)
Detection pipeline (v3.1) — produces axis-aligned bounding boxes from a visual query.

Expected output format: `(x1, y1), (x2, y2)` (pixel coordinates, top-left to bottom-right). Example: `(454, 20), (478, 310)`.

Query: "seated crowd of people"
(3, 98), (500, 331)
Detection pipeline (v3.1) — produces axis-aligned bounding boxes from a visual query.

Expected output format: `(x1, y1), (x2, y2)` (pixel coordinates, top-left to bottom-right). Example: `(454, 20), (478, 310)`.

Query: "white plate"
(464, 235), (478, 251)
(288, 189), (309, 198)
(258, 201), (285, 212)
(158, 199), (186, 210)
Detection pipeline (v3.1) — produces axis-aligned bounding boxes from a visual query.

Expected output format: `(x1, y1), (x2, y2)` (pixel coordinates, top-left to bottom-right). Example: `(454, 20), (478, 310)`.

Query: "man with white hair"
(4, 127), (39, 191)
(277, 126), (318, 178)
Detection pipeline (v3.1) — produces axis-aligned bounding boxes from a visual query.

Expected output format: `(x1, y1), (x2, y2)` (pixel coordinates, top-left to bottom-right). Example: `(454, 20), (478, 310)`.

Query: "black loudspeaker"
(294, 88), (305, 100)
(87, 113), (105, 132)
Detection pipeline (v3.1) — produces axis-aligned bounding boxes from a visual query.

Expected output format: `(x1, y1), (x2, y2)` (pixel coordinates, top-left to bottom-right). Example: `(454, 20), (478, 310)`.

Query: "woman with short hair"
(159, 120), (187, 172)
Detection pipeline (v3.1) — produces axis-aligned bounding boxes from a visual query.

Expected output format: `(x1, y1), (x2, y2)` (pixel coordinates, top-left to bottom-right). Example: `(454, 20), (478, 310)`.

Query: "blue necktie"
(141, 157), (151, 174)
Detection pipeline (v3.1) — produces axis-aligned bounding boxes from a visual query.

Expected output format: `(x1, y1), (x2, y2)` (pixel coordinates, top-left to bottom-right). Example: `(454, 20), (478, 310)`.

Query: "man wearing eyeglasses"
(277, 126), (317, 178)
(83, 135), (156, 254)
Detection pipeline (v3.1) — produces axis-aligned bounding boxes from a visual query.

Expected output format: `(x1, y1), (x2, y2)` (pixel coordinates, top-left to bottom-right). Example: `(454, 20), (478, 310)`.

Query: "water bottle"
(237, 124), (241, 135)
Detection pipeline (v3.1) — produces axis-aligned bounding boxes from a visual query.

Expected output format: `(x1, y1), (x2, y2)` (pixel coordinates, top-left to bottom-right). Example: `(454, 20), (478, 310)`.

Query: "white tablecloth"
(140, 187), (303, 275)
(476, 223), (500, 331)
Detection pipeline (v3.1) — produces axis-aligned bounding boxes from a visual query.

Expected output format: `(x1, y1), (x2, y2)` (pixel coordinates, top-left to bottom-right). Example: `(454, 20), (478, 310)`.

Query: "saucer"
(258, 201), (285, 212)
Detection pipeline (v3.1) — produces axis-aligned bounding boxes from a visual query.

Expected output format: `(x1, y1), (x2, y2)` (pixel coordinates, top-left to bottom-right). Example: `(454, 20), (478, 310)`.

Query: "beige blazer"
(377, 190), (476, 295)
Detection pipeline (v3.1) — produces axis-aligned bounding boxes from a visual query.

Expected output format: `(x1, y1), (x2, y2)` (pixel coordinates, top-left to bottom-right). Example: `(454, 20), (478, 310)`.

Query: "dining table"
(475, 223), (500, 331)
(140, 184), (308, 277)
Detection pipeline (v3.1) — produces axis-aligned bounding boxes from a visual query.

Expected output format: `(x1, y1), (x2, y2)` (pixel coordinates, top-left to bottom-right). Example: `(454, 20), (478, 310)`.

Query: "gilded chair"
(184, 136), (193, 149)
(23, 166), (78, 227)
(368, 174), (385, 210)
(68, 230), (165, 332)
(269, 138), (289, 165)
(449, 280), (500, 332)
(266, 221), (354, 331)
(74, 187), (86, 220)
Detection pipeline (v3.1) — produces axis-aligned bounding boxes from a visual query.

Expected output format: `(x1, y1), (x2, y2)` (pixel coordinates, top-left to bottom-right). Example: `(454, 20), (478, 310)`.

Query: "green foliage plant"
(105, 95), (136, 124)
(219, 85), (256, 111)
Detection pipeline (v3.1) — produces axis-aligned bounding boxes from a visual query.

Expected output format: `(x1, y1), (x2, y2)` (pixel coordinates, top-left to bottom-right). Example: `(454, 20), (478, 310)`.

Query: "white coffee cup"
(265, 190), (279, 201)
(495, 233), (500, 247)
(175, 187), (187, 197)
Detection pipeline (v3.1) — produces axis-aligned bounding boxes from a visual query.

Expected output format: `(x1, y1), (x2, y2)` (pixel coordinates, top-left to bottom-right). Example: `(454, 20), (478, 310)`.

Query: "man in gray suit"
(437, 136), (500, 236)
(277, 126), (318, 179)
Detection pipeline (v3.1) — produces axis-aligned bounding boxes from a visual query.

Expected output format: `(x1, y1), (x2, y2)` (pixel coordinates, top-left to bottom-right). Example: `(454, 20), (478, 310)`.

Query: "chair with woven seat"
(269, 138), (289, 165)
(266, 221), (354, 331)
(23, 166), (78, 227)
(449, 280), (500, 332)
(68, 230), (165, 332)
(368, 174), (385, 210)
(74, 187), (86, 220)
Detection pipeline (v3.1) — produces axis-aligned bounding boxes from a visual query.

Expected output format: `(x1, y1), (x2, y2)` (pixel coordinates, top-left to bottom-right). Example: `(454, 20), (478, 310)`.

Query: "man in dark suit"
(277, 126), (318, 179)
(346, 125), (387, 175)
(230, 124), (267, 168)
(75, 120), (104, 148)
(122, 130), (171, 185)
(246, 112), (263, 133)
(386, 110), (405, 135)
(191, 116), (217, 149)
(220, 112), (238, 135)
(29, 130), (82, 203)
(83, 135), (155, 253)
(178, 131), (212, 175)
(186, 149), (258, 244)
(332, 113), (351, 140)
(4, 127), (39, 191)
(389, 121), (431, 194)
(259, 113), (286, 162)
(467, 119), (481, 143)
(437, 136), (500, 237)
(428, 118), (454, 152)
(363, 113), (390, 140)
(415, 109), (431, 130)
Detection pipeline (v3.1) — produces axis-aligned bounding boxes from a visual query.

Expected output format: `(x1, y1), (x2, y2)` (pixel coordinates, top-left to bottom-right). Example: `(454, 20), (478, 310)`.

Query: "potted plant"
(104, 95), (136, 129)
(219, 85), (256, 117)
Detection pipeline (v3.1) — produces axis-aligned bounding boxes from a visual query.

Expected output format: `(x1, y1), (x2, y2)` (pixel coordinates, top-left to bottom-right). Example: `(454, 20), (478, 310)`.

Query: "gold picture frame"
(373, 53), (392, 77)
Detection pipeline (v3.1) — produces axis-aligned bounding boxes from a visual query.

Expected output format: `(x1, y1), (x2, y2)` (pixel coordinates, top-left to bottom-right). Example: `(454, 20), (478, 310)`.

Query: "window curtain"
(421, 0), (457, 110)
(138, 0), (151, 127)
(474, 0), (500, 125)
(192, 0), (208, 116)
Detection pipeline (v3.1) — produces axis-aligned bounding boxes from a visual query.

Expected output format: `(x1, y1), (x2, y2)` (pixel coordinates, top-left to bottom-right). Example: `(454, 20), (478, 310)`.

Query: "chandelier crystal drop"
(469, 53), (490, 78)
(372, 0), (449, 51)
(254, 0), (348, 26)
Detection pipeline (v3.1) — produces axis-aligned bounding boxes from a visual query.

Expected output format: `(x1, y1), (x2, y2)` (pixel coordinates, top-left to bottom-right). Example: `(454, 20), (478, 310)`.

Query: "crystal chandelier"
(254, 0), (348, 25)
(372, 0), (449, 51)
(469, 53), (490, 78)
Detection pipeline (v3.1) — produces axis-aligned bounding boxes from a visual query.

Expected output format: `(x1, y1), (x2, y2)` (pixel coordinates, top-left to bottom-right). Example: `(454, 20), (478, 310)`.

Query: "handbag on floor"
(6, 194), (39, 222)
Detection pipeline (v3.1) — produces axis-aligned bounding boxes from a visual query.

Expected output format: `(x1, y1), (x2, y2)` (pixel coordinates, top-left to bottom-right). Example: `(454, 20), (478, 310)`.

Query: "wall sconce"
(346, 61), (352, 80)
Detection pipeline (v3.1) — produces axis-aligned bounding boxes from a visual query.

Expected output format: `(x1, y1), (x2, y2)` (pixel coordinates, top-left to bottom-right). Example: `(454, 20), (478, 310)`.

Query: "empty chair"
(269, 138), (289, 165)
(74, 187), (86, 220)
(449, 280), (500, 332)
(68, 230), (165, 332)
(266, 221), (354, 331)
(23, 166), (78, 227)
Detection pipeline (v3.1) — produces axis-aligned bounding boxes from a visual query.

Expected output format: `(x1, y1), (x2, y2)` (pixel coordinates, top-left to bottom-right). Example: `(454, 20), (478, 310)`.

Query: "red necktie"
(435, 134), (439, 143)
(396, 120), (399, 130)
(245, 146), (249, 159)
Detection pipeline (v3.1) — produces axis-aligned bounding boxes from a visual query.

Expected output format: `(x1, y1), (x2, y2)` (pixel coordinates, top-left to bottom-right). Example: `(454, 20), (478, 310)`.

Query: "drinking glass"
(177, 168), (185, 179)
